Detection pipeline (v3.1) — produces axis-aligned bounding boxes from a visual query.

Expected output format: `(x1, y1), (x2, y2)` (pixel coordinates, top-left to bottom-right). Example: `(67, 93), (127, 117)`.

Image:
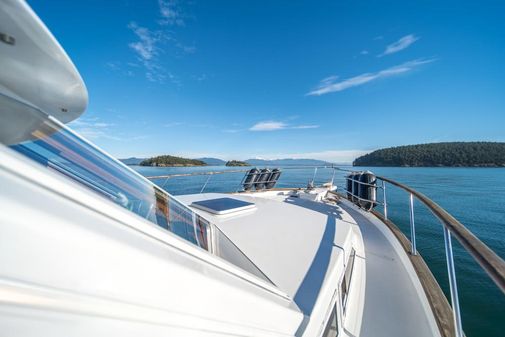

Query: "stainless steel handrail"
(376, 174), (505, 294)
(342, 169), (505, 337)
(145, 165), (338, 193)
(144, 165), (338, 180)
(142, 164), (504, 337)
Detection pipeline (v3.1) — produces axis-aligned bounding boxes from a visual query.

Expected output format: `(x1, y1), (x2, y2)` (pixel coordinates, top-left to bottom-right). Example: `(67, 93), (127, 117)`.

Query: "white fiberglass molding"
(0, 0), (88, 121)
(0, 145), (290, 300)
(0, 279), (294, 337)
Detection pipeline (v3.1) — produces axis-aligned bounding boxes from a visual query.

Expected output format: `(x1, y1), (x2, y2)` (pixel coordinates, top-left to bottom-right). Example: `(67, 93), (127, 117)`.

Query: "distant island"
(121, 156), (335, 167)
(225, 160), (250, 166)
(140, 155), (206, 167)
(353, 142), (505, 167)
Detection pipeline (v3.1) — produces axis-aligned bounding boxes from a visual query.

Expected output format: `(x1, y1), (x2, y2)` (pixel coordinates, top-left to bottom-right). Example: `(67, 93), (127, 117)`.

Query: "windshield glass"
(0, 95), (271, 284)
(2, 95), (209, 250)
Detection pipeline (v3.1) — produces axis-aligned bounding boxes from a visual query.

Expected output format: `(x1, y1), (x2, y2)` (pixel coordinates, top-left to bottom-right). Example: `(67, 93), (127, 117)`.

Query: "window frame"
(340, 247), (356, 315)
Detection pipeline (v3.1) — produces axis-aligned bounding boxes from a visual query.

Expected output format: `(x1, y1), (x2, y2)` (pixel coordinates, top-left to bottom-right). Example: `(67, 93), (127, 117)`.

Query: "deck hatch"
(191, 197), (255, 215)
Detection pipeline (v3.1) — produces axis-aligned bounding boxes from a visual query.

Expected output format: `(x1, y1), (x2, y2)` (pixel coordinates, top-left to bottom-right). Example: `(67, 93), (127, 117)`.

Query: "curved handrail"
(145, 165), (505, 292)
(142, 164), (504, 337)
(144, 165), (337, 180)
(376, 175), (505, 293)
(337, 169), (505, 337)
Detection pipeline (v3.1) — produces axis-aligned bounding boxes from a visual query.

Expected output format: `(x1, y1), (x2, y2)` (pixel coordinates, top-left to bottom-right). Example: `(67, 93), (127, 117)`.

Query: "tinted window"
(341, 248), (356, 313)
(322, 305), (338, 337)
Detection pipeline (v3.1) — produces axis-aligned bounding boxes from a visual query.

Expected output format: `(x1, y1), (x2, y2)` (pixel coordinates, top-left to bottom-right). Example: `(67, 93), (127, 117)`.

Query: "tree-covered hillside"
(140, 155), (206, 167)
(353, 142), (505, 167)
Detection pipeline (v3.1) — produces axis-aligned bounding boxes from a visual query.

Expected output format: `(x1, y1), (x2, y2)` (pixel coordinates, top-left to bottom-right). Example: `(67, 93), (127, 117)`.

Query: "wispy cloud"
(128, 23), (163, 61)
(291, 125), (320, 129)
(379, 34), (419, 57)
(70, 116), (149, 142)
(127, 22), (171, 82)
(250, 121), (287, 131)
(360, 50), (369, 55)
(125, 1), (193, 83)
(158, 0), (185, 26)
(106, 61), (135, 77)
(307, 58), (434, 96)
(70, 117), (122, 141)
(249, 121), (320, 131)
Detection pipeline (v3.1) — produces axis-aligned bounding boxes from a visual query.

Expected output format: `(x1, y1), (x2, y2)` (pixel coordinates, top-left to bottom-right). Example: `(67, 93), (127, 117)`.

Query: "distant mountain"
(119, 157), (145, 165)
(353, 142), (505, 167)
(245, 158), (333, 166)
(195, 157), (226, 166)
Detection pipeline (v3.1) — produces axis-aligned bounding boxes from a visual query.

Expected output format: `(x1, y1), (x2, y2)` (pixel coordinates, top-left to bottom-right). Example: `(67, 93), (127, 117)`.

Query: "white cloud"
(291, 125), (320, 129)
(124, 2), (194, 83)
(128, 22), (162, 61)
(249, 121), (320, 131)
(158, 0), (184, 26)
(127, 22), (171, 82)
(379, 34), (419, 57)
(70, 117), (122, 141)
(360, 50), (369, 55)
(307, 58), (434, 96)
(70, 117), (149, 142)
(250, 121), (288, 131)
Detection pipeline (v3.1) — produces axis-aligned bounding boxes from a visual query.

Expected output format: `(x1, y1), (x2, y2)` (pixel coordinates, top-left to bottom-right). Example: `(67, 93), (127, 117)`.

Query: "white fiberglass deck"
(179, 192), (354, 317)
(178, 192), (441, 337)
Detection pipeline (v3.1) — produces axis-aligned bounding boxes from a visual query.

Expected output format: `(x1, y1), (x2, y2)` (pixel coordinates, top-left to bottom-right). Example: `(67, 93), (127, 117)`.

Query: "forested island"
(140, 155), (206, 167)
(225, 160), (250, 166)
(353, 142), (505, 167)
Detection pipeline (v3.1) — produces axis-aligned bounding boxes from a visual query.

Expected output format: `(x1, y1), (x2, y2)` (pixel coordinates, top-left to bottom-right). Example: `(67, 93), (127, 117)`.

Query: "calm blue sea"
(133, 165), (505, 337)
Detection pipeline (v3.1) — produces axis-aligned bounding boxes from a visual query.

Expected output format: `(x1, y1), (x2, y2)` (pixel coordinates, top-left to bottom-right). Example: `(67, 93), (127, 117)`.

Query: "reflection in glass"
(1, 95), (269, 284)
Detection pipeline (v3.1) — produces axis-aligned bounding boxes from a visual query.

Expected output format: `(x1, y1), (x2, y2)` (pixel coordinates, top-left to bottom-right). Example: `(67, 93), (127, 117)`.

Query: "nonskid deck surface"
(178, 192), (354, 316)
(338, 200), (440, 337)
(179, 192), (440, 337)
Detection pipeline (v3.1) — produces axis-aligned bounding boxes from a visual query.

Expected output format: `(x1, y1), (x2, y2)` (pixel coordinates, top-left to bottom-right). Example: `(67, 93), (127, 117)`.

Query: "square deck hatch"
(191, 197), (255, 215)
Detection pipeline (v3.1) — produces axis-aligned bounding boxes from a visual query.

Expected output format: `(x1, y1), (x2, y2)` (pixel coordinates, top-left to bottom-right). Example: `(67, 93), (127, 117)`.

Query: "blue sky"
(29, 0), (505, 162)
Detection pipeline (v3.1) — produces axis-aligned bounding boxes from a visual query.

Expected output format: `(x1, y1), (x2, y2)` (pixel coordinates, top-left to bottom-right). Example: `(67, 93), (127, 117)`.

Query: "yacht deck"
(178, 192), (353, 317)
(178, 192), (441, 337)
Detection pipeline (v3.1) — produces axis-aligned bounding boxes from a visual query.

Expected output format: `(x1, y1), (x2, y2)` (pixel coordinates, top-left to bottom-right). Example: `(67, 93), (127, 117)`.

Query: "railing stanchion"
(382, 180), (388, 220)
(443, 227), (464, 337)
(311, 167), (318, 186)
(409, 193), (417, 255)
(200, 175), (212, 194)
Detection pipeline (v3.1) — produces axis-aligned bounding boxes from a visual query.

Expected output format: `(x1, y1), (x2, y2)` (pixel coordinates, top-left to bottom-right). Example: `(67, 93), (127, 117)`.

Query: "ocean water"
(133, 165), (505, 337)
